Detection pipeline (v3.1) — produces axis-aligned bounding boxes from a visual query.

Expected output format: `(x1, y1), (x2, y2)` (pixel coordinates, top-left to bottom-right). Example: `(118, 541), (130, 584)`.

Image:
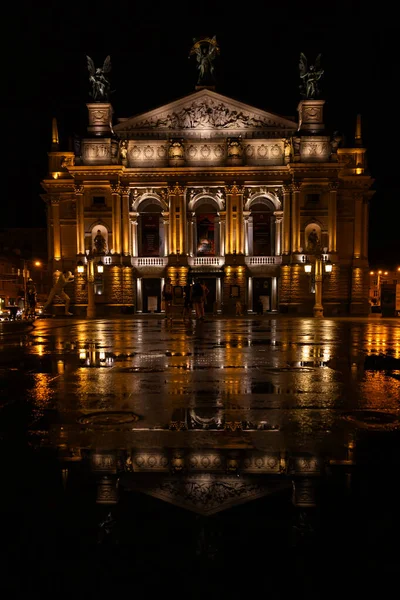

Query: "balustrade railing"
(245, 256), (282, 265)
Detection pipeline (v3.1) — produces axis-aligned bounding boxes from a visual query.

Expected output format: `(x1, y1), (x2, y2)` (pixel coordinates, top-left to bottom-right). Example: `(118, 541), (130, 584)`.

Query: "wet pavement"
(1, 314), (400, 597)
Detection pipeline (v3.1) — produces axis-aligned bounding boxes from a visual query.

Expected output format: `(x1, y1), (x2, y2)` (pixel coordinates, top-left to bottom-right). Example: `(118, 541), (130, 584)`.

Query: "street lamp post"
(304, 253), (332, 318)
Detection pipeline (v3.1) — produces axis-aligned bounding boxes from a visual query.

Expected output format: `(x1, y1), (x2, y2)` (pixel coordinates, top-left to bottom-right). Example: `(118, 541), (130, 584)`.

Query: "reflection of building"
(41, 62), (374, 316)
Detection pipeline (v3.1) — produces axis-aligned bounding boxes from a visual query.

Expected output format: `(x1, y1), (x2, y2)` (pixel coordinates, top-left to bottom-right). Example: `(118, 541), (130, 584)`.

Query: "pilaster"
(291, 183), (301, 253)
(74, 185), (85, 255)
(282, 186), (291, 255)
(121, 186), (130, 255)
(328, 182), (338, 252)
(51, 197), (61, 261)
(111, 184), (121, 254)
(273, 210), (283, 255)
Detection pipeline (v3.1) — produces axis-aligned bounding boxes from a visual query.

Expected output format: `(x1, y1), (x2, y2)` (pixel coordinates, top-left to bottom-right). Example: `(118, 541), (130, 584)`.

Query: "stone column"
(291, 183), (301, 253)
(182, 188), (188, 255)
(225, 185), (234, 254)
(214, 215), (221, 256)
(236, 185), (245, 254)
(188, 213), (195, 256)
(219, 212), (226, 256)
(121, 187), (130, 255)
(159, 216), (165, 257)
(328, 182), (338, 252)
(282, 186), (291, 255)
(162, 213), (170, 256)
(51, 198), (61, 261)
(167, 185), (177, 254)
(177, 184), (185, 254)
(168, 183), (185, 254)
(111, 184), (121, 254)
(243, 211), (251, 256)
(131, 213), (139, 256)
(75, 185), (85, 255)
(273, 211), (283, 256)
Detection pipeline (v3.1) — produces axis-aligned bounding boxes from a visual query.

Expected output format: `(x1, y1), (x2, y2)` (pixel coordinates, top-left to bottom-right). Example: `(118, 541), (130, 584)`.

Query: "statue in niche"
(284, 138), (292, 163)
(299, 53), (324, 99)
(307, 228), (320, 252)
(189, 36), (220, 86)
(94, 229), (107, 254)
(119, 140), (128, 163)
(87, 55), (112, 102)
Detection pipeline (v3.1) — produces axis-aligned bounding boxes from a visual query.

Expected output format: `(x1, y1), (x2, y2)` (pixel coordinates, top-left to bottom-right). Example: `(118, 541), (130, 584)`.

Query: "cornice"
(68, 166), (124, 175)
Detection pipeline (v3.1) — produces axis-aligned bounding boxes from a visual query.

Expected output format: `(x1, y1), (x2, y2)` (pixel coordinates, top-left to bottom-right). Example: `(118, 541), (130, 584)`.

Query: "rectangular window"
(306, 194), (319, 204)
(92, 196), (106, 206)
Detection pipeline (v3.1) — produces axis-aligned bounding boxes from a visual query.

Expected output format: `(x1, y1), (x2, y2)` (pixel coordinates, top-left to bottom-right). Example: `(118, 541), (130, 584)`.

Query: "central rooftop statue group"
(86, 42), (323, 102)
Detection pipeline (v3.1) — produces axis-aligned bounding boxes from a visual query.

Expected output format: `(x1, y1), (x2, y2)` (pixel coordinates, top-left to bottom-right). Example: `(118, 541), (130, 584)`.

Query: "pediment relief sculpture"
(123, 99), (287, 131)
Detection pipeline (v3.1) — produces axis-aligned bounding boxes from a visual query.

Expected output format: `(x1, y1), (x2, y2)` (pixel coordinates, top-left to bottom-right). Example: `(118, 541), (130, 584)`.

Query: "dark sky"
(6, 1), (398, 267)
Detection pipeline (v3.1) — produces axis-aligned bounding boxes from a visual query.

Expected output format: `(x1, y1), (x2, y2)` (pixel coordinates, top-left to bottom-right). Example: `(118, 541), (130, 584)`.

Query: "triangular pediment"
(114, 89), (297, 138)
(125, 474), (291, 515)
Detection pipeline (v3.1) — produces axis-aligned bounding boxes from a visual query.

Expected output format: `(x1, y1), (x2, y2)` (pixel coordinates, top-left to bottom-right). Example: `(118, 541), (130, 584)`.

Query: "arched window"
(195, 203), (217, 256)
(138, 203), (163, 257)
(250, 202), (274, 256)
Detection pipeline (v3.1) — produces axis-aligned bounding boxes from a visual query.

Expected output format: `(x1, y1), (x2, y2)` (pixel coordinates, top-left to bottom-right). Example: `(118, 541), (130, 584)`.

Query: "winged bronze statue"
(189, 36), (220, 85)
(299, 53), (323, 99)
(87, 55), (112, 102)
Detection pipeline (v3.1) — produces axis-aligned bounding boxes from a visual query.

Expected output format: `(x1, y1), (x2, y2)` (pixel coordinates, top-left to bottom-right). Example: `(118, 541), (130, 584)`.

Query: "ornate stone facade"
(41, 85), (374, 316)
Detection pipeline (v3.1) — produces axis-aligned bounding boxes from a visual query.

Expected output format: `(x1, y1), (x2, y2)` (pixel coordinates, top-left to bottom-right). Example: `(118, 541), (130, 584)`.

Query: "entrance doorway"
(142, 278), (161, 313)
(253, 278), (271, 313)
(198, 278), (216, 314)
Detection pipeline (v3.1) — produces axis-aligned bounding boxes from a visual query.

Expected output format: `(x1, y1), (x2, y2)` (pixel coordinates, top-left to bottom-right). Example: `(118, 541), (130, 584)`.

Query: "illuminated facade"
(41, 82), (374, 316)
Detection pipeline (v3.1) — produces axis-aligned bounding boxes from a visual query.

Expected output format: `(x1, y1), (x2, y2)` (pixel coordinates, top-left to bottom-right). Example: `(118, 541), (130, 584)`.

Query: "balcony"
(188, 256), (225, 268)
(132, 257), (168, 267)
(245, 256), (282, 265)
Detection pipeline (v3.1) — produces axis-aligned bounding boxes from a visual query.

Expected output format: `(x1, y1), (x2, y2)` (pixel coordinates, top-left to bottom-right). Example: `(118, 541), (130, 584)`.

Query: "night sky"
(6, 1), (398, 267)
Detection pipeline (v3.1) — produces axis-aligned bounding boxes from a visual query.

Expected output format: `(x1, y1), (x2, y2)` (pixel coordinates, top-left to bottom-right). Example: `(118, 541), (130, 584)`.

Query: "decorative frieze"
(82, 138), (112, 164)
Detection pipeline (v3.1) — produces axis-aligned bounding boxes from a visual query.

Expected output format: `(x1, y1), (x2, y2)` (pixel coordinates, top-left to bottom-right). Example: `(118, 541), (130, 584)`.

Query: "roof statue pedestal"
(297, 99), (325, 134)
(296, 99), (330, 162)
(87, 103), (114, 137)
